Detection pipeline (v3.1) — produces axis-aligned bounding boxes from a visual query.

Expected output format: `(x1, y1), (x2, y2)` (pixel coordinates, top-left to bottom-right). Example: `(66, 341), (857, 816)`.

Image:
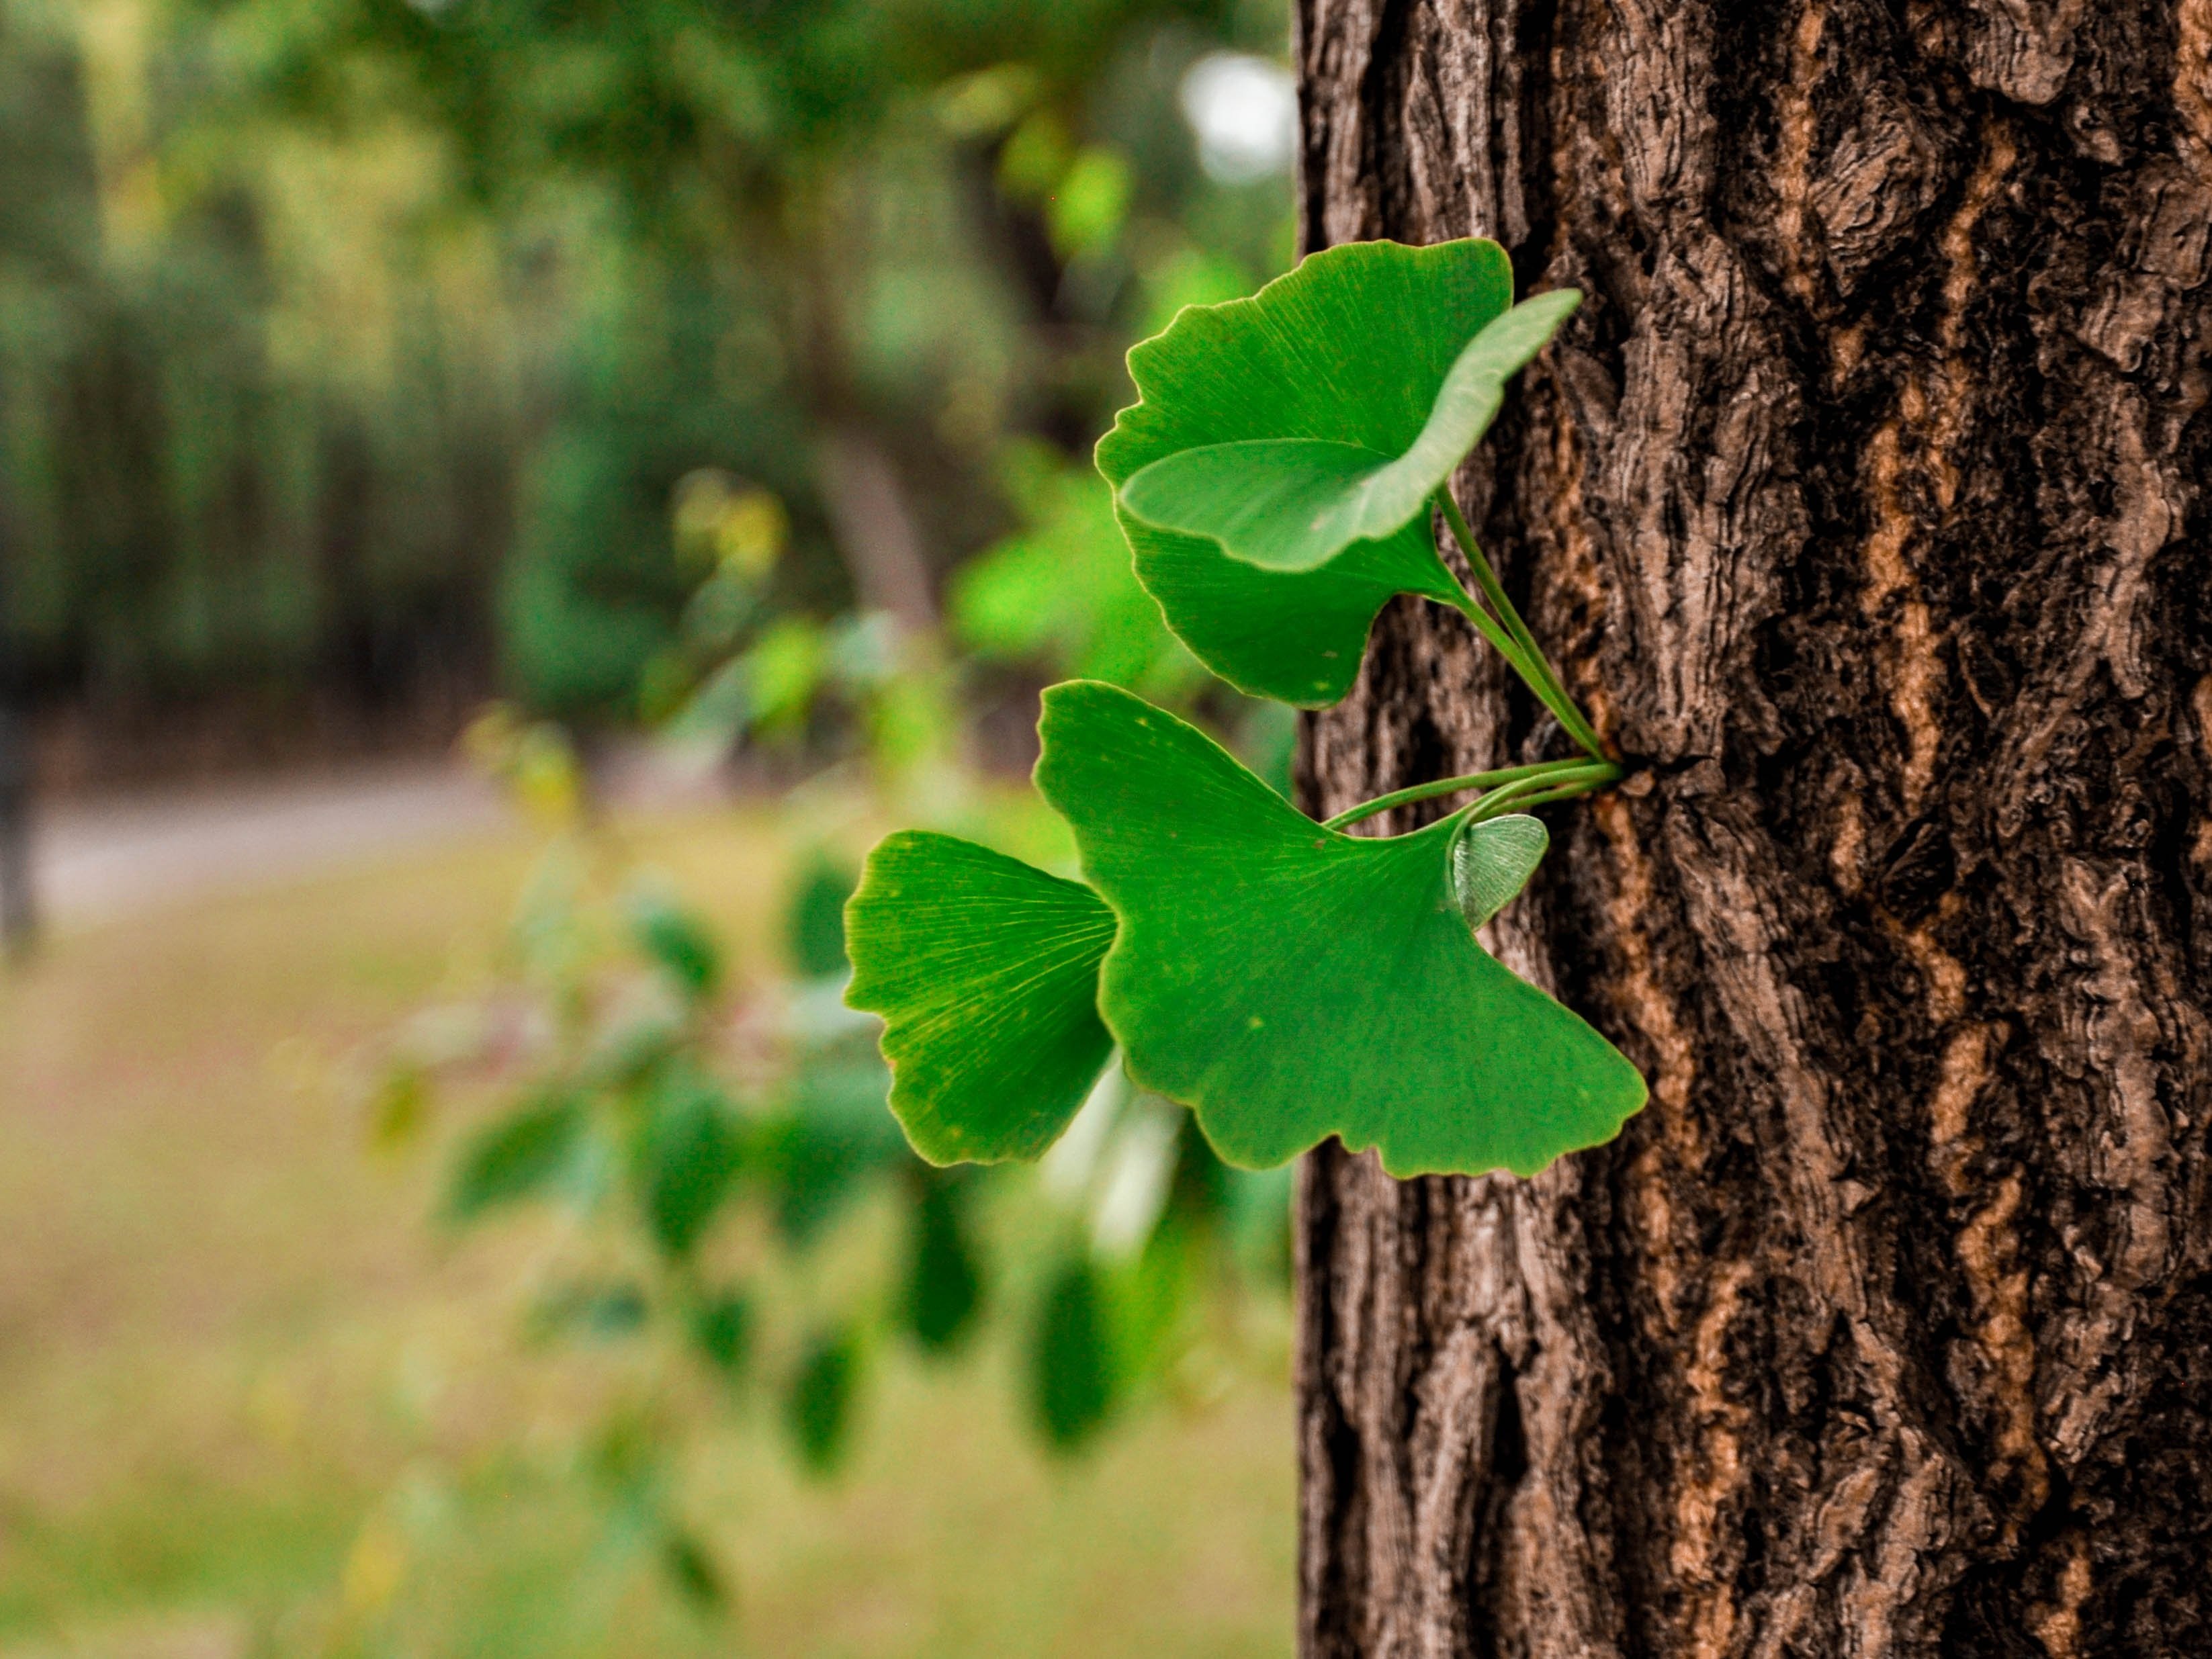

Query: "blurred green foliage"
(0, 0), (1292, 741)
(953, 439), (1206, 701)
(0, 0), (1305, 1625)
(380, 704), (1292, 1614)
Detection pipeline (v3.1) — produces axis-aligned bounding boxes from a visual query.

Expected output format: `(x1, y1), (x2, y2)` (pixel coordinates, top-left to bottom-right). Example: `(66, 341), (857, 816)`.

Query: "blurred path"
(33, 760), (508, 928)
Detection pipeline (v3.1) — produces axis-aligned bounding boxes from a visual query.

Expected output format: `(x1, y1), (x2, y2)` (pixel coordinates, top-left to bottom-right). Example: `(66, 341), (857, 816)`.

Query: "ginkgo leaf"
(1118, 290), (1580, 573)
(1452, 813), (1549, 930)
(1097, 238), (1570, 705)
(843, 831), (1116, 1165)
(1033, 681), (1645, 1178)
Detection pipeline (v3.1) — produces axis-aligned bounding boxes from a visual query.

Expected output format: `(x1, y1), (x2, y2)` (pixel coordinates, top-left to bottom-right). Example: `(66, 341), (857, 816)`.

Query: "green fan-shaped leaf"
(1118, 289), (1579, 574)
(843, 832), (1117, 1164)
(1033, 682), (1645, 1177)
(1098, 238), (1567, 705)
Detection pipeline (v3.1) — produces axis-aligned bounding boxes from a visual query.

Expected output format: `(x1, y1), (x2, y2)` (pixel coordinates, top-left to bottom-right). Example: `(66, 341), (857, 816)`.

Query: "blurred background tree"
(0, 0), (1293, 781)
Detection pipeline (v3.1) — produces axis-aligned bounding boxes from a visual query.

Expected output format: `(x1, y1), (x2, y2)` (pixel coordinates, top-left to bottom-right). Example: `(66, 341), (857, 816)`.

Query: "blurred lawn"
(0, 806), (1292, 1658)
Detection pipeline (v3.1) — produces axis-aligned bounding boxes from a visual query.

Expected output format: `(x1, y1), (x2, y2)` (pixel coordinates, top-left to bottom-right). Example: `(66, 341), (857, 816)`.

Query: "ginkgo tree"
(846, 236), (1647, 1180)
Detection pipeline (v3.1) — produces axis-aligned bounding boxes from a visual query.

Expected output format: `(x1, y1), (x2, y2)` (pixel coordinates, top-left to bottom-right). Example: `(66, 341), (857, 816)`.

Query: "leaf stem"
(1459, 760), (1620, 824)
(1433, 492), (1608, 760)
(1323, 756), (1617, 833)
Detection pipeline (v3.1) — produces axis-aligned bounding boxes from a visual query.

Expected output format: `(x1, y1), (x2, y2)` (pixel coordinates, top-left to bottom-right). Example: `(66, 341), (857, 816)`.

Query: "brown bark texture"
(1292, 2), (2212, 1654)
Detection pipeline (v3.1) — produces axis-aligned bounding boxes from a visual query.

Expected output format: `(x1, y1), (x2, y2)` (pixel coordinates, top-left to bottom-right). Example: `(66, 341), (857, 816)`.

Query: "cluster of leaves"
(373, 707), (1289, 1615)
(239, 0), (1293, 723)
(847, 238), (1649, 1183)
(382, 743), (914, 1449)
(2, 0), (1292, 732)
(639, 469), (959, 794)
(952, 439), (1208, 705)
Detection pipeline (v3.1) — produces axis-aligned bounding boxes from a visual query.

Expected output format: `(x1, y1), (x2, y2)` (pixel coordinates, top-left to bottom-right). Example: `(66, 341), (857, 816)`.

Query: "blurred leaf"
(860, 664), (962, 782)
(785, 853), (858, 979)
(822, 611), (905, 687)
(662, 1529), (729, 1614)
(1235, 698), (1299, 800)
(998, 107), (1072, 199)
(466, 708), (586, 826)
(368, 1064), (429, 1152)
(586, 1408), (665, 1505)
(1164, 1110), (1234, 1224)
(678, 570), (764, 654)
(662, 616), (828, 759)
(660, 657), (752, 757)
(531, 1281), (650, 1341)
(691, 1290), (753, 1380)
(511, 724), (586, 827)
(1136, 246), (1255, 339)
(673, 469), (785, 579)
(1030, 1253), (1115, 1451)
(785, 1327), (862, 1476)
(903, 1173), (983, 1353)
(934, 63), (1040, 137)
(635, 648), (701, 726)
(1110, 1210), (1196, 1390)
(511, 841), (596, 995)
(626, 885), (723, 1000)
(582, 985), (689, 1088)
(637, 1073), (744, 1259)
(844, 831), (1116, 1165)
(460, 705), (525, 779)
(1049, 147), (1131, 259)
(716, 491), (788, 578)
(760, 1052), (907, 1244)
(1086, 1096), (1182, 1261)
(1226, 1163), (1295, 1284)
(952, 447), (1204, 701)
(744, 616), (827, 740)
(447, 1094), (585, 1222)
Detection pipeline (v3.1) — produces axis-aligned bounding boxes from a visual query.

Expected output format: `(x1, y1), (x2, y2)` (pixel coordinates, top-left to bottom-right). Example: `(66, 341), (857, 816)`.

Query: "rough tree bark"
(1292, 3), (2212, 1654)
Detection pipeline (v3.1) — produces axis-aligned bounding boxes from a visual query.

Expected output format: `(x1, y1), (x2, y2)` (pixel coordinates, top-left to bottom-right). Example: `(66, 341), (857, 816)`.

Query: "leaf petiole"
(1323, 756), (1618, 833)
(1434, 492), (1608, 760)
(1458, 760), (1619, 824)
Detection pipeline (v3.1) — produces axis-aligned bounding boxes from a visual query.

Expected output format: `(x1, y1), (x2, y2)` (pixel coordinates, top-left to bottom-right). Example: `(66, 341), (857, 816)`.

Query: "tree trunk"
(1291, 3), (2212, 1654)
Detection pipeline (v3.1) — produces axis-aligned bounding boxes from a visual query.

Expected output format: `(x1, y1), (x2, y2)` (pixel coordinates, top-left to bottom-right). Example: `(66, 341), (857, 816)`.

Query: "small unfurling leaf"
(1450, 813), (1549, 931)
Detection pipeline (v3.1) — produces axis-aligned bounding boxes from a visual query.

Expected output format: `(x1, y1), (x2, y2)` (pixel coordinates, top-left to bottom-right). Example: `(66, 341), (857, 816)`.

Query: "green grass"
(0, 805), (1292, 1658)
